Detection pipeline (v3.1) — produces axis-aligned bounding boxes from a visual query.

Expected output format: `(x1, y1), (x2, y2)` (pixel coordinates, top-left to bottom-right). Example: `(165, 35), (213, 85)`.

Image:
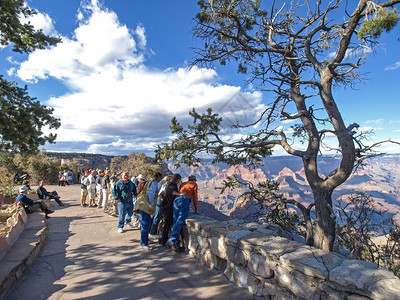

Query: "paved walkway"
(4, 185), (256, 299)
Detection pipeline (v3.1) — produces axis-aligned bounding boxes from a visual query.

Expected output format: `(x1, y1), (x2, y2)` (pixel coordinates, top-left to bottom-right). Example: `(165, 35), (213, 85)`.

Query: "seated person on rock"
(16, 186), (54, 219)
(36, 180), (64, 206)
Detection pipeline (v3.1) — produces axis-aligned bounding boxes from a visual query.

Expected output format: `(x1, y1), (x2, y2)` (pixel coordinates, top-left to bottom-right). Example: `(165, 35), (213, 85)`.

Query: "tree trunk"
(303, 209), (314, 246)
(313, 188), (336, 251)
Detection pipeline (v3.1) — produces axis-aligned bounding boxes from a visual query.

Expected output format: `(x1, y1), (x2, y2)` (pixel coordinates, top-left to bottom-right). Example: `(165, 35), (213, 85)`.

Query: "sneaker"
(140, 245), (152, 251)
(134, 221), (140, 228)
(46, 209), (54, 215)
(125, 222), (134, 228)
(117, 228), (124, 233)
(166, 242), (178, 252)
(149, 234), (158, 240)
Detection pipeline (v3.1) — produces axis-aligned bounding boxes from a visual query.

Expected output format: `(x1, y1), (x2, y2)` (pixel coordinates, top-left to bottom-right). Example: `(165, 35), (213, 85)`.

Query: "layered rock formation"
(170, 155), (400, 223)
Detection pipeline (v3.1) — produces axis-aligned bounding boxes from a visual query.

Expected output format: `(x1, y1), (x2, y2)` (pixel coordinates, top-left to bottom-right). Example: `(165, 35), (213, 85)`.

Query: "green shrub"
(12, 151), (82, 184)
(0, 167), (17, 197)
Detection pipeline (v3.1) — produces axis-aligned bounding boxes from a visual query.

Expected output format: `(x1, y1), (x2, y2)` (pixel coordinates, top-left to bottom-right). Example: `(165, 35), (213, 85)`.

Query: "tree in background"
(157, 0), (400, 251)
(110, 152), (161, 180)
(12, 151), (82, 185)
(0, 0), (61, 153)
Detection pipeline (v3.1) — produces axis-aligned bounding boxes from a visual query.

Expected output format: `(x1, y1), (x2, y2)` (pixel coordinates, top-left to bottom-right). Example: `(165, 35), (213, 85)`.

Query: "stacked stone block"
(185, 215), (400, 300)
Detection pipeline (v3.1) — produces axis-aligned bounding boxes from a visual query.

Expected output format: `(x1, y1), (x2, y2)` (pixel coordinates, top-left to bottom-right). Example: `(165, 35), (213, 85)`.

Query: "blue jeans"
(149, 198), (163, 235)
(132, 197), (138, 222)
(138, 210), (151, 246)
(117, 201), (133, 228)
(167, 196), (190, 246)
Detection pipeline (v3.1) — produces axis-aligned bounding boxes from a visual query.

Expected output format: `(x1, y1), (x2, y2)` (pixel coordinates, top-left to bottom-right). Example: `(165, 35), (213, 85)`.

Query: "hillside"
(46, 152), (115, 169)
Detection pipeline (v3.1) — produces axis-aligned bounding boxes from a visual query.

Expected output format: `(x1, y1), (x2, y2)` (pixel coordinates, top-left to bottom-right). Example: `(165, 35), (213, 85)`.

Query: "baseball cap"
(188, 175), (197, 181)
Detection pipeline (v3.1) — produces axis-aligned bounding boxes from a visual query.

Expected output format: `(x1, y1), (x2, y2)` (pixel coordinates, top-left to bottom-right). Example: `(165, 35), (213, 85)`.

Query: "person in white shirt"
(87, 170), (97, 207)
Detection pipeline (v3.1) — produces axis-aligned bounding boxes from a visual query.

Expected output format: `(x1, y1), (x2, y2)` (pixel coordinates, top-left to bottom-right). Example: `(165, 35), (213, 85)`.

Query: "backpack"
(134, 180), (158, 215)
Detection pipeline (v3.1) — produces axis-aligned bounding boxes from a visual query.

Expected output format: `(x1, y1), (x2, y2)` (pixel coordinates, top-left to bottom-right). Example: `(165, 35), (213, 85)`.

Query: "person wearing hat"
(80, 170), (90, 207)
(182, 175), (199, 214)
(149, 175), (174, 238)
(112, 172), (138, 233)
(136, 172), (163, 250)
(166, 175), (198, 252)
(16, 185), (54, 219)
(159, 174), (185, 247)
(136, 174), (146, 194)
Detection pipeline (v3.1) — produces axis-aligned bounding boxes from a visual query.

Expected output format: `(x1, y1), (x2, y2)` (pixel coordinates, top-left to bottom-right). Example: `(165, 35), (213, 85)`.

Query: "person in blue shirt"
(16, 185), (54, 219)
(112, 172), (137, 233)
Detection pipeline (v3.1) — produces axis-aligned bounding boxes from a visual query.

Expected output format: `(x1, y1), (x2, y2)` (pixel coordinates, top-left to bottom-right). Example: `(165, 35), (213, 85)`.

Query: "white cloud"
(328, 46), (372, 60)
(134, 25), (147, 50)
(14, 0), (265, 155)
(16, 1), (142, 83)
(19, 9), (57, 36)
(385, 62), (400, 71)
(357, 126), (376, 132)
(365, 118), (384, 125)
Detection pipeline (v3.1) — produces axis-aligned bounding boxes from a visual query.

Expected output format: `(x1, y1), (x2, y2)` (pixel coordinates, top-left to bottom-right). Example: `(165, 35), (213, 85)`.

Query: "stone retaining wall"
(185, 215), (400, 300)
(0, 206), (27, 261)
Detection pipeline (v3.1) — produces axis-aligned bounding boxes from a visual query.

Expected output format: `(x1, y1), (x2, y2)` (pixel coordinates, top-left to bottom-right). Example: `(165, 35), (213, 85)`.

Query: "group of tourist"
(57, 170), (75, 186)
(79, 169), (115, 210)
(15, 168), (199, 252)
(79, 169), (199, 251)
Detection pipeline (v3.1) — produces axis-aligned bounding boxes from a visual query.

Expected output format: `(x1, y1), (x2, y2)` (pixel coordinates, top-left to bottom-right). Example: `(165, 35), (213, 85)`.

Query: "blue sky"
(1, 0), (400, 156)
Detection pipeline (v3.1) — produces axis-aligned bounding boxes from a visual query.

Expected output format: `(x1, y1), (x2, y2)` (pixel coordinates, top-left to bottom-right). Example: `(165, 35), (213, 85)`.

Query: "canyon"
(169, 155), (400, 223)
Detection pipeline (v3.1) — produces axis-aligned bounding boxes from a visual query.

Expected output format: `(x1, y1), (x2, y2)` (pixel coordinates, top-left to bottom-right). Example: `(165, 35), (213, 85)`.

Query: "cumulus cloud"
(13, 0), (265, 155)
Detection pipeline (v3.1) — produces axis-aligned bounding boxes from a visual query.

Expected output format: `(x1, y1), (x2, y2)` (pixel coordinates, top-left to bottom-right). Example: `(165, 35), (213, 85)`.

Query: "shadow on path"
(5, 185), (257, 299)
